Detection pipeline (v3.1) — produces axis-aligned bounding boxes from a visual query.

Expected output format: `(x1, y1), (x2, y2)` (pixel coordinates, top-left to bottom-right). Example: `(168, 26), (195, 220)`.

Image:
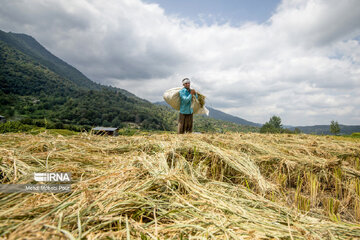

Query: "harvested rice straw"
(0, 132), (359, 239)
(196, 92), (206, 108)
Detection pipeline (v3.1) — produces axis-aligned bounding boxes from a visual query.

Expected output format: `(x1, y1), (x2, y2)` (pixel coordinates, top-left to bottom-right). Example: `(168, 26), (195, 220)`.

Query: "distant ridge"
(156, 101), (360, 134)
(287, 125), (360, 135)
(154, 101), (261, 127)
(206, 106), (261, 127)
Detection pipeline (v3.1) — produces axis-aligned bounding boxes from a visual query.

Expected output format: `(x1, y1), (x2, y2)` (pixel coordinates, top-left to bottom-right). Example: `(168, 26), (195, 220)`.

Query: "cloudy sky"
(1, 0), (359, 126)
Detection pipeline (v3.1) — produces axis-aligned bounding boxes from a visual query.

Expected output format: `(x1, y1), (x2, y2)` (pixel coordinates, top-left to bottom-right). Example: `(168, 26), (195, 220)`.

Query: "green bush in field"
(1, 119), (87, 134)
(351, 132), (360, 138)
(0, 121), (33, 133)
(117, 128), (138, 136)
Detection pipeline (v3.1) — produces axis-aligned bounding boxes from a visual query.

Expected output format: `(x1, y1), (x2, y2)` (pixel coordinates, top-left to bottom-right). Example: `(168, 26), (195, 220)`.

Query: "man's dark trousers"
(178, 113), (193, 134)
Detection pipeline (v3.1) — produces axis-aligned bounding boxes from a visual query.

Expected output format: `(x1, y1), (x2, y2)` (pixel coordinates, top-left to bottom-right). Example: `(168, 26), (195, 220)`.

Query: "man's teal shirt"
(179, 87), (198, 114)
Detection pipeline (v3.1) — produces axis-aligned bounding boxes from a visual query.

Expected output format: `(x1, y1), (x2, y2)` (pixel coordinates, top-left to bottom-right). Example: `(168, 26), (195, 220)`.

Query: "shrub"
(351, 132), (360, 138)
(0, 121), (33, 133)
(20, 118), (34, 125)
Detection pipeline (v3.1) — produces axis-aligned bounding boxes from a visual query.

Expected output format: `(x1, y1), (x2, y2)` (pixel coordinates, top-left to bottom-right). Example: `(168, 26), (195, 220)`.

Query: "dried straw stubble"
(0, 132), (359, 239)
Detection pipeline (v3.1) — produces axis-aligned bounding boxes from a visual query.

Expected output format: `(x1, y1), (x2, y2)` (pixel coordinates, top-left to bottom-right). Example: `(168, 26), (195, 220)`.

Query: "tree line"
(260, 115), (341, 135)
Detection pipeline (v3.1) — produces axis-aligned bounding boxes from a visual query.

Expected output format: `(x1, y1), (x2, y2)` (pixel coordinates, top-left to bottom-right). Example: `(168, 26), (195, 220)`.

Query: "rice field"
(0, 131), (359, 239)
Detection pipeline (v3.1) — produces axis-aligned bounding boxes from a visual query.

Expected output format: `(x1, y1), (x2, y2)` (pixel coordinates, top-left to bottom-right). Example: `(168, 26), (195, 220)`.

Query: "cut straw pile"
(0, 131), (359, 239)
(196, 93), (206, 108)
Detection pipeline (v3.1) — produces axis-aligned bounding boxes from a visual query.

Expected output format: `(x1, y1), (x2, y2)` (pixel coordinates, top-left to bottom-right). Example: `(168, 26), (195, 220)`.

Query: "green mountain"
(0, 30), (139, 98)
(0, 30), (175, 130)
(0, 30), (99, 90)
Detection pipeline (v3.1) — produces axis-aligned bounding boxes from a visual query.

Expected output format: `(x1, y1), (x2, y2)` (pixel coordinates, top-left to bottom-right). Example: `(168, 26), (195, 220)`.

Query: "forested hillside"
(0, 30), (178, 130)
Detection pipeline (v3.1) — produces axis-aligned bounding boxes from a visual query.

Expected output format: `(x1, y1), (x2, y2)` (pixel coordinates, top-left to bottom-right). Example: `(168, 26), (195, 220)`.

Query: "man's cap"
(182, 78), (190, 84)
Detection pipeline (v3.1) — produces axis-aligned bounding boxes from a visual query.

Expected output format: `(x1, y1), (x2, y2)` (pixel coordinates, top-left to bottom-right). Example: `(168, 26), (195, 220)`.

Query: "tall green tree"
(268, 116), (282, 129)
(294, 128), (301, 134)
(260, 115), (283, 133)
(330, 120), (340, 135)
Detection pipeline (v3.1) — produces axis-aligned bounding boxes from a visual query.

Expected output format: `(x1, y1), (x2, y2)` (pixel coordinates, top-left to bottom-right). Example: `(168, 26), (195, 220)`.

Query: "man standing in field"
(178, 78), (198, 134)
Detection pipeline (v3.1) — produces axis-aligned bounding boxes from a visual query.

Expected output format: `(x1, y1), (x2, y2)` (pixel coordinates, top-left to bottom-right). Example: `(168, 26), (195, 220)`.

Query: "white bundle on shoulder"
(163, 87), (209, 116)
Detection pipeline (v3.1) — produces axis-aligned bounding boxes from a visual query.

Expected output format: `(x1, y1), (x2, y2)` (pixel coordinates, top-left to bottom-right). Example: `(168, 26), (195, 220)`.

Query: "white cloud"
(0, 0), (359, 125)
(271, 0), (360, 46)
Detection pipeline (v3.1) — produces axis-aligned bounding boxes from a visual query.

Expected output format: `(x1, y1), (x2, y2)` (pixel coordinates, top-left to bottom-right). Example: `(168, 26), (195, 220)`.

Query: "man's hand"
(190, 89), (196, 95)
